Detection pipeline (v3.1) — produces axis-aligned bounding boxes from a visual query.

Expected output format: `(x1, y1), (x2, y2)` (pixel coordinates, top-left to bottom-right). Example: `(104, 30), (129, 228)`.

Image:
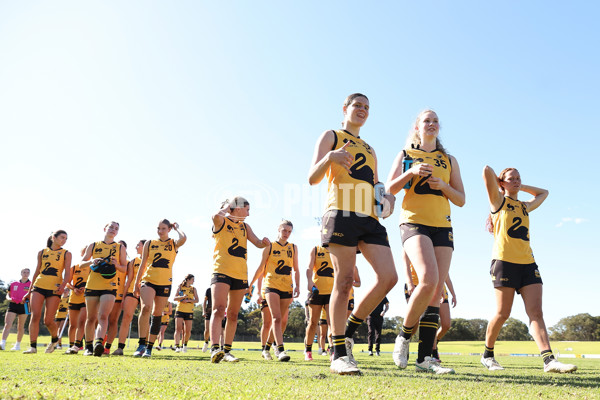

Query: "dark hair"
(119, 240), (127, 249)
(47, 230), (67, 248)
(178, 274), (195, 291)
(139, 239), (147, 245)
(343, 93), (369, 107)
(159, 219), (173, 229)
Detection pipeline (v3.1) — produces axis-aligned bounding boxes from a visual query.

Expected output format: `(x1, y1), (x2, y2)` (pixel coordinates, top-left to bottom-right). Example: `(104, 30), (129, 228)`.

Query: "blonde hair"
(228, 196), (249, 212)
(406, 109), (448, 156)
(279, 220), (293, 229)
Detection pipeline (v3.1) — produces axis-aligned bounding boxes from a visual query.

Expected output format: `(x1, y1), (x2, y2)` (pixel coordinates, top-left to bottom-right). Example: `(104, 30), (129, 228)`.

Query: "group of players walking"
(1, 93), (577, 376)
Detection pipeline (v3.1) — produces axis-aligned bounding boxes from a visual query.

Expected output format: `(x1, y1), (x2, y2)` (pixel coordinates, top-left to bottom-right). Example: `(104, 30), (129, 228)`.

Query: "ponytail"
(47, 230), (67, 248)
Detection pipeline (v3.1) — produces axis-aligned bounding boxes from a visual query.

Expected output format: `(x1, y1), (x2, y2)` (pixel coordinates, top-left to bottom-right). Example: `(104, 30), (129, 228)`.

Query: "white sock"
(1, 340), (6, 346)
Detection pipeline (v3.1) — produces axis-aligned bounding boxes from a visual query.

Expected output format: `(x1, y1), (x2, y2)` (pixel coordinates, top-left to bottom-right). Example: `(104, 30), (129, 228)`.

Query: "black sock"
(69, 342), (75, 347)
(86, 343), (93, 352)
(401, 324), (414, 340)
(105, 343), (112, 350)
(432, 348), (440, 359)
(204, 341), (208, 344)
(344, 314), (363, 338)
(223, 344), (232, 353)
(211, 344), (220, 352)
(118, 343), (126, 350)
(277, 344), (285, 353)
(416, 306), (439, 364)
(138, 338), (146, 346)
(184, 341), (188, 346)
(332, 335), (346, 360)
(146, 342), (154, 351)
(30, 341), (37, 348)
(265, 342), (272, 351)
(483, 346), (494, 358)
(75, 340), (83, 348)
(51, 337), (59, 344)
(541, 349), (555, 365)
(305, 344), (312, 352)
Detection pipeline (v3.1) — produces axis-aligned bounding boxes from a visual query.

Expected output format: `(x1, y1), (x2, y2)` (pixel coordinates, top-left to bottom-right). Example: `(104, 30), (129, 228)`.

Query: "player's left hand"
(427, 176), (447, 191)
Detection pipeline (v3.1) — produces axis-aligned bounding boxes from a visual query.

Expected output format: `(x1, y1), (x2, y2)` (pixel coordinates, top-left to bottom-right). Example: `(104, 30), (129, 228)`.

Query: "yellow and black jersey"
(326, 129), (378, 219)
(349, 287), (355, 301)
(161, 303), (171, 324)
(115, 268), (127, 301)
(142, 239), (178, 286)
(263, 241), (295, 292)
(69, 263), (91, 304)
(312, 246), (334, 295)
(34, 247), (68, 291)
(320, 308), (327, 321)
(55, 296), (69, 319)
(127, 257), (141, 294)
(400, 147), (452, 228)
(175, 285), (196, 313)
(409, 264), (449, 299)
(492, 196), (535, 264)
(86, 241), (121, 291)
(213, 217), (248, 280)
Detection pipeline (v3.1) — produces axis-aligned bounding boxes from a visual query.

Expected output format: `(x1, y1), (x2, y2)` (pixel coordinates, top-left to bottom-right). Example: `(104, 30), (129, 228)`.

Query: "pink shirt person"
(9, 280), (31, 304)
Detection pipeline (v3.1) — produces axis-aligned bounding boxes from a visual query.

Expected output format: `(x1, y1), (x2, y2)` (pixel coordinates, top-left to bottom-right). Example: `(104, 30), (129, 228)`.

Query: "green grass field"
(0, 339), (598, 399)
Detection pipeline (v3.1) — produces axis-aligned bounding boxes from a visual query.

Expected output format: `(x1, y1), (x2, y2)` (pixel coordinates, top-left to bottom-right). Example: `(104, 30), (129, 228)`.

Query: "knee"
(213, 306), (226, 318)
(227, 312), (238, 323)
(44, 316), (55, 326)
(140, 304), (152, 315)
(336, 274), (355, 295)
(495, 310), (510, 322)
(527, 308), (544, 322)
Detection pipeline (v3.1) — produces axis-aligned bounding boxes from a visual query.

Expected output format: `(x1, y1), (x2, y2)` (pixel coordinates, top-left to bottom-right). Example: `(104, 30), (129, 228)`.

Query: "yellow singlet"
(55, 296), (69, 319)
(34, 248), (67, 291)
(320, 308), (327, 320)
(175, 285), (195, 313)
(115, 267), (127, 301)
(161, 303), (171, 324)
(312, 246), (334, 295)
(142, 238), (178, 286)
(326, 130), (378, 219)
(127, 257), (141, 294)
(492, 196), (535, 264)
(86, 241), (121, 291)
(400, 147), (452, 227)
(213, 217), (248, 280)
(263, 242), (295, 292)
(69, 263), (91, 304)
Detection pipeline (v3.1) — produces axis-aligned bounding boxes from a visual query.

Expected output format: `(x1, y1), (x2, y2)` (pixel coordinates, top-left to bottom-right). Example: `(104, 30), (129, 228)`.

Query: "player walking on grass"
(174, 274), (198, 352)
(81, 222), (127, 356)
(64, 247), (91, 354)
(201, 287), (211, 353)
(210, 197), (270, 363)
(303, 245), (333, 361)
(24, 231), (72, 354)
(481, 166), (577, 373)
(112, 240), (145, 355)
(249, 220), (300, 362)
(133, 219), (186, 358)
(309, 93), (398, 375)
(387, 109), (465, 374)
(1, 268), (31, 351)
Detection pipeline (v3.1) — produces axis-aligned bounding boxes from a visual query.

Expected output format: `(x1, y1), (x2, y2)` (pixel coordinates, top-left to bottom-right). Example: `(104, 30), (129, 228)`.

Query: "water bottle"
(24, 300), (30, 315)
(402, 152), (414, 189)
(374, 182), (385, 218)
(244, 285), (255, 304)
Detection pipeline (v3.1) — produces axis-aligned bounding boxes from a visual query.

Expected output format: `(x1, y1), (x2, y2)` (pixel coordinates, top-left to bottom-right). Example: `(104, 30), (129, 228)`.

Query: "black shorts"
(55, 318), (66, 322)
(204, 313), (211, 321)
(161, 321), (168, 326)
(404, 283), (411, 302)
(321, 210), (390, 248)
(222, 316), (227, 329)
(141, 282), (172, 297)
(490, 260), (543, 293)
(260, 299), (268, 311)
(307, 292), (331, 306)
(114, 300), (122, 304)
(264, 287), (292, 299)
(125, 293), (140, 301)
(211, 274), (248, 291)
(32, 287), (59, 298)
(400, 223), (454, 249)
(319, 319), (328, 326)
(69, 302), (86, 311)
(348, 299), (355, 311)
(85, 289), (117, 297)
(8, 302), (26, 315)
(176, 311), (193, 321)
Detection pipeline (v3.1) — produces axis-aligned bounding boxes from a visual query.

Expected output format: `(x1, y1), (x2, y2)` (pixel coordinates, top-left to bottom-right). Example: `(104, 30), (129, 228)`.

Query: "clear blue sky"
(0, 1), (597, 329)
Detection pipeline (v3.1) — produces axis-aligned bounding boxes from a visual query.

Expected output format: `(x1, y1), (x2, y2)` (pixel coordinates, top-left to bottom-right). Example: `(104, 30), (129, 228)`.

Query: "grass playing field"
(0, 339), (598, 399)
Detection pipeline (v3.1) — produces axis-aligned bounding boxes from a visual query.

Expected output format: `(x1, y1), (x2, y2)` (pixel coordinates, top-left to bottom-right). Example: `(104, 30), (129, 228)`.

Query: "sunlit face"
(417, 111), (440, 139)
(343, 97), (369, 127)
(54, 233), (68, 247)
(136, 241), (144, 254)
(157, 223), (171, 238)
(278, 225), (293, 242)
(232, 205), (250, 219)
(105, 223), (119, 238)
(21, 269), (30, 278)
(501, 169), (521, 194)
(188, 277), (195, 285)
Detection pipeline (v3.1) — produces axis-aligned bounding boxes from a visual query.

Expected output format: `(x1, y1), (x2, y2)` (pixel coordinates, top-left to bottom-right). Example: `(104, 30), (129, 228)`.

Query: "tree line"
(1, 283), (598, 343)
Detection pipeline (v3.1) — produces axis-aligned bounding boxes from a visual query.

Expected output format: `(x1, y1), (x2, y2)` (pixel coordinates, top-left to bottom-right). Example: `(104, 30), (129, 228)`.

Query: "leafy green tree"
(497, 317), (532, 341)
(549, 313), (599, 341)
